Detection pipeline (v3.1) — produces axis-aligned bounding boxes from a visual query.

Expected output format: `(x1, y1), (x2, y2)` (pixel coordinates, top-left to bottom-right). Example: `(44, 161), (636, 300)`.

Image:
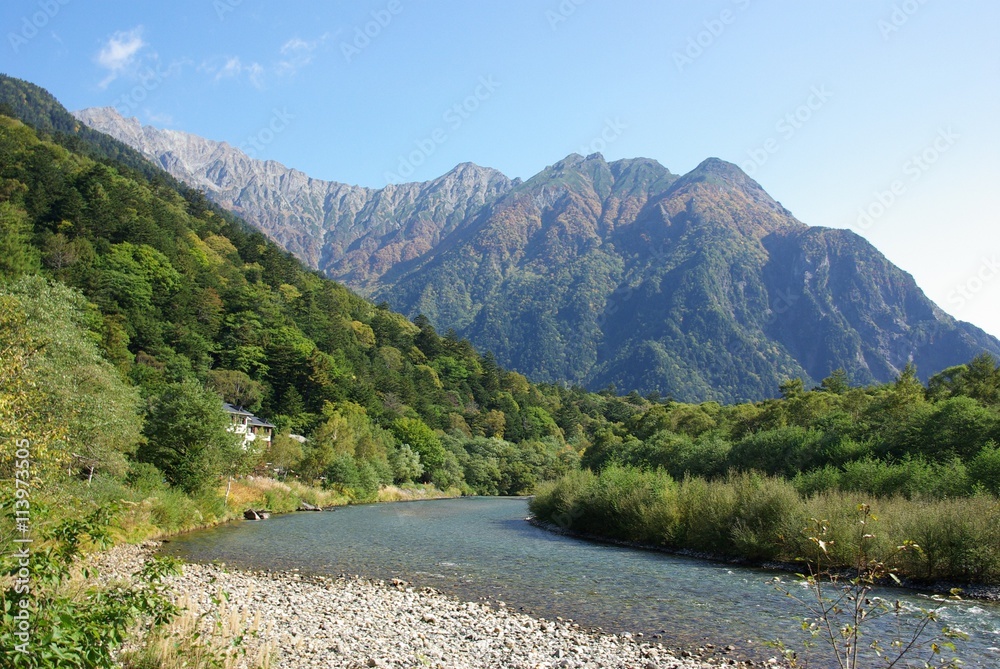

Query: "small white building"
(223, 402), (275, 448)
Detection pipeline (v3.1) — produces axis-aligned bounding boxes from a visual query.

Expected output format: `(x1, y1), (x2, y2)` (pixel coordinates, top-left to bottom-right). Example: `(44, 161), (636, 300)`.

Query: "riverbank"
(527, 518), (1000, 602)
(530, 467), (1000, 589)
(109, 476), (457, 545)
(95, 543), (741, 669)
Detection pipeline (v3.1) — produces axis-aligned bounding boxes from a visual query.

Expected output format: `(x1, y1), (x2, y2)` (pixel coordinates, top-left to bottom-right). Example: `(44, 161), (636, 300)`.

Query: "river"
(161, 497), (1000, 666)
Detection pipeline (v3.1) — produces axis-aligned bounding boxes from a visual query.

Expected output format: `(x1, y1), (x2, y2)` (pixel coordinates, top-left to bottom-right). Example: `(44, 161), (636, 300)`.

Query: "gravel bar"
(90, 542), (776, 669)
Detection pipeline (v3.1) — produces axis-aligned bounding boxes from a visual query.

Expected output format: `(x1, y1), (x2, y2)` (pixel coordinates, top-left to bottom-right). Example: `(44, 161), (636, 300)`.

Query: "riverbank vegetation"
(531, 361), (1000, 584)
(531, 467), (1000, 582)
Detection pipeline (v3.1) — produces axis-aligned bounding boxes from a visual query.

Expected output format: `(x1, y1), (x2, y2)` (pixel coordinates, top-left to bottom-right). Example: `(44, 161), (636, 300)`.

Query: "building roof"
(248, 416), (276, 429)
(222, 402), (254, 416)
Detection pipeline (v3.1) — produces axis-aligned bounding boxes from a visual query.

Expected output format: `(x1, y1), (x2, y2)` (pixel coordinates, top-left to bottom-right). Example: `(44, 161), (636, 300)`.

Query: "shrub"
(324, 453), (360, 490)
(126, 461), (169, 494)
(969, 442), (1000, 495)
(728, 472), (802, 560)
(893, 496), (1000, 583)
(0, 502), (179, 668)
(728, 427), (824, 478)
(534, 469), (1000, 583)
(581, 465), (679, 544)
(676, 476), (737, 554)
(773, 504), (968, 669)
(529, 468), (595, 530)
(792, 465), (841, 497)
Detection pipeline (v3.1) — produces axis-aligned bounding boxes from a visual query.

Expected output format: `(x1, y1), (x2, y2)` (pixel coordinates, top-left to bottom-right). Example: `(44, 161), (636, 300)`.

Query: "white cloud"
(247, 62), (265, 88)
(96, 27), (146, 89)
(200, 33), (330, 89)
(203, 55), (266, 90)
(217, 56), (244, 79)
(276, 33), (332, 76)
(281, 37), (313, 54)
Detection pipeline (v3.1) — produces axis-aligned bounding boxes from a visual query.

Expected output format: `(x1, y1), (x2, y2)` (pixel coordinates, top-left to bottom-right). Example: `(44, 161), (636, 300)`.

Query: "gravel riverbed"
(92, 542), (766, 669)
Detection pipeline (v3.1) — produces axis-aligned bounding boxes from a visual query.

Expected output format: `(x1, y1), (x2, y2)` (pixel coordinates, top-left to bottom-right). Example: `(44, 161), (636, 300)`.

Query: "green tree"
(0, 201), (40, 278)
(779, 377), (805, 400)
(969, 442), (1000, 495)
(820, 368), (850, 395)
(390, 443), (424, 483)
(964, 353), (1000, 406)
(263, 431), (305, 475)
(139, 378), (243, 493)
(2, 277), (142, 479)
(206, 368), (264, 412)
(392, 417), (446, 480)
(0, 293), (67, 478)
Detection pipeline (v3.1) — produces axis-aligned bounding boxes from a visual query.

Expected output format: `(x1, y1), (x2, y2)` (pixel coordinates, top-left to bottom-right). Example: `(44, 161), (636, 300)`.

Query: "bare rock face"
(72, 107), (515, 292)
(74, 108), (1000, 402)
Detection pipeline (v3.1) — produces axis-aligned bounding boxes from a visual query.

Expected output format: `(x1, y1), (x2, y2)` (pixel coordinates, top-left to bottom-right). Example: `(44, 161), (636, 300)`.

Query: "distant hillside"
(73, 107), (1000, 403)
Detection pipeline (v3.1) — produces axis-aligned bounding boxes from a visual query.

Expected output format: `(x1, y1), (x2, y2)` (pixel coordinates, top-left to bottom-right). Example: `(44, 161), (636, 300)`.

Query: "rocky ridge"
(72, 107), (513, 288)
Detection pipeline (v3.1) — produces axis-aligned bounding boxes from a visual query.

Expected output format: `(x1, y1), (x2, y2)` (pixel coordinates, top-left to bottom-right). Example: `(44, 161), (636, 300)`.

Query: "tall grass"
(530, 466), (1000, 584)
(121, 592), (275, 669)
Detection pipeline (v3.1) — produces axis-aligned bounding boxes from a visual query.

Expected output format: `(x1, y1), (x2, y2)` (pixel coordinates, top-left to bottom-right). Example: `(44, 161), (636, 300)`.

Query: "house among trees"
(223, 402), (275, 448)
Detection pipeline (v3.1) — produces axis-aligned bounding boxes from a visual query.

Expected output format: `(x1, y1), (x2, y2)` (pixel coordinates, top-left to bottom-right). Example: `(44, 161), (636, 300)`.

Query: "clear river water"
(161, 497), (1000, 667)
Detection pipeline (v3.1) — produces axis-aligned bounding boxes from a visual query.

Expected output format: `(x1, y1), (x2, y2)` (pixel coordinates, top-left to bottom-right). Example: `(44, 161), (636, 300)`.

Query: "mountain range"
(73, 106), (1000, 403)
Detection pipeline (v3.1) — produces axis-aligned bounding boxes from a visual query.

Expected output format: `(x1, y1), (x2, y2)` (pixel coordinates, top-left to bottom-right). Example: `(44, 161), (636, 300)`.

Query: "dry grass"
(284, 478), (349, 508)
(377, 483), (459, 502)
(122, 591), (275, 669)
(225, 476), (349, 513)
(224, 477), (278, 510)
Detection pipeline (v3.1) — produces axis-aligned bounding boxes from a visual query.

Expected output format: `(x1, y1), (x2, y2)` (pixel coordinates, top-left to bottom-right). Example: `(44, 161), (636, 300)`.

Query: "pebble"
(90, 542), (743, 669)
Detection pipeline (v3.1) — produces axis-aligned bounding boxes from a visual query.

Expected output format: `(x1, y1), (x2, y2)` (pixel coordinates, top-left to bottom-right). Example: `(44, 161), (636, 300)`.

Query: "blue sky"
(3, 0), (999, 339)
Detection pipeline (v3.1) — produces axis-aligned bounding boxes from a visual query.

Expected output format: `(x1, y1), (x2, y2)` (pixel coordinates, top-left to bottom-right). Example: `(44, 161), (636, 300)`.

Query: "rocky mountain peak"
(73, 106), (143, 145)
(71, 109), (1000, 402)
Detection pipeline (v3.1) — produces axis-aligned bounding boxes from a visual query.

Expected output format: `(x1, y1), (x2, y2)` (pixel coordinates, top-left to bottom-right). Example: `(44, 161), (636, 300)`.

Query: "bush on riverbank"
(530, 465), (1000, 584)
